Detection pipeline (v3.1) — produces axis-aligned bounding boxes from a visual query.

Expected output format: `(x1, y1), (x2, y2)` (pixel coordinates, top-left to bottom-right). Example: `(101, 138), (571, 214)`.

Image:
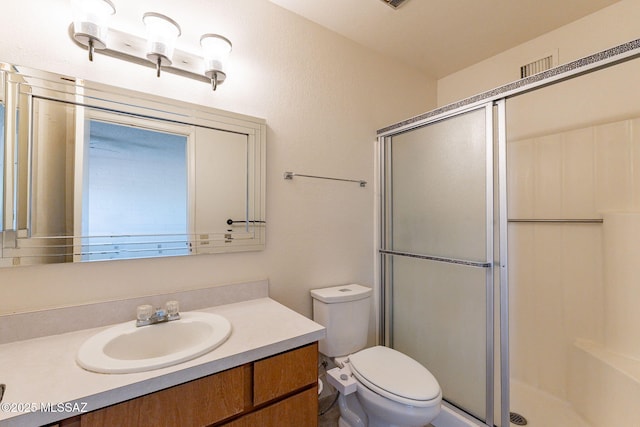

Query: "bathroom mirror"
(0, 62), (265, 267)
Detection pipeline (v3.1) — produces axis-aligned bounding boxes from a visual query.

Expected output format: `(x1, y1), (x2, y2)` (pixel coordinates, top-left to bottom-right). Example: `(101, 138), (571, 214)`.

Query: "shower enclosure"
(378, 39), (640, 427)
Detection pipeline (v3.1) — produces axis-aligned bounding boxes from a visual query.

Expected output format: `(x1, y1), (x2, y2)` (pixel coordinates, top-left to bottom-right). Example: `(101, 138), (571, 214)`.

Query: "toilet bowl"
(311, 284), (442, 427)
(329, 346), (442, 427)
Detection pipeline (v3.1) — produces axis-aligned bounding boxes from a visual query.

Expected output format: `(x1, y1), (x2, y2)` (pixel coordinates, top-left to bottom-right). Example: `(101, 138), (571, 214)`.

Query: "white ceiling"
(269, 0), (620, 78)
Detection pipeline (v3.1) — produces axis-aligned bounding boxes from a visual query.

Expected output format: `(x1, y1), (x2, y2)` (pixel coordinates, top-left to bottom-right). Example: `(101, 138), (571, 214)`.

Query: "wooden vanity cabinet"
(253, 340), (318, 406)
(223, 387), (317, 427)
(57, 343), (318, 427)
(80, 365), (250, 427)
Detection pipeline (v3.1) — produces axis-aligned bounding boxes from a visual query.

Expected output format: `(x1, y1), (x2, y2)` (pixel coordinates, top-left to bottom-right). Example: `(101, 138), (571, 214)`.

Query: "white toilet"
(311, 284), (442, 427)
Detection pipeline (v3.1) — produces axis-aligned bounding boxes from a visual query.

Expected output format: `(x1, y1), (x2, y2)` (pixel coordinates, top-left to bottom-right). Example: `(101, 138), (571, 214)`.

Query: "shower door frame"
(377, 101), (507, 427)
(376, 38), (640, 427)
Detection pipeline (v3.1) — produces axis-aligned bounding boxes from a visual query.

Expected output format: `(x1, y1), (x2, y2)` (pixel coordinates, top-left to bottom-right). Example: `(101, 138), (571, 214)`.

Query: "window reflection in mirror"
(24, 97), (256, 261)
(82, 121), (189, 260)
(28, 97), (210, 261)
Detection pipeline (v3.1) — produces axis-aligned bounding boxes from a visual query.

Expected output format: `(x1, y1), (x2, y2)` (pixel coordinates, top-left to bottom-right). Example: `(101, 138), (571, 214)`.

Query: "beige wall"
(0, 0), (435, 316)
(31, 100), (75, 239)
(437, 0), (640, 106)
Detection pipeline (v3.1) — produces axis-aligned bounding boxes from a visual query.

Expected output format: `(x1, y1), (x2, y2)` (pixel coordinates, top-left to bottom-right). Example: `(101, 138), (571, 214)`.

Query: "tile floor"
(317, 358), (340, 426)
(318, 395), (340, 427)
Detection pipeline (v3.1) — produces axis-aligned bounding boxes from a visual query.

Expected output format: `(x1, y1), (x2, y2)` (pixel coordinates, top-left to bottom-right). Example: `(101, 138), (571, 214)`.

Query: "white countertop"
(0, 297), (325, 427)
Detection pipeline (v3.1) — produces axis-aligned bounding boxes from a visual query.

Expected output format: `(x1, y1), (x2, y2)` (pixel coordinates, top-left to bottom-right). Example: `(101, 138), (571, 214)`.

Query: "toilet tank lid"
(310, 284), (372, 303)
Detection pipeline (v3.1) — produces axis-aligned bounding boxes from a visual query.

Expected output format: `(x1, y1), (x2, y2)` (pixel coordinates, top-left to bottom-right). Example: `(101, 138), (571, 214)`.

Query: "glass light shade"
(200, 34), (232, 76)
(143, 12), (181, 66)
(71, 0), (116, 49)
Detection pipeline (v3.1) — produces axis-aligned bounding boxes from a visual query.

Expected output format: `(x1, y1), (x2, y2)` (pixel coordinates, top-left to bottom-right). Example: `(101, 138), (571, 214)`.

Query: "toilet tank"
(310, 284), (372, 357)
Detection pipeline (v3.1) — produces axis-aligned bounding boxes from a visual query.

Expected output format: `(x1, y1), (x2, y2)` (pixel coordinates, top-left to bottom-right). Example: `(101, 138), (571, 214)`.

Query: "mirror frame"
(0, 62), (266, 267)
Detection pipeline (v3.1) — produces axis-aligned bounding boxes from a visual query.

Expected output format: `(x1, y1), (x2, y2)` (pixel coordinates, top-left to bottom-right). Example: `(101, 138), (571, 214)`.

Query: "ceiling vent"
(520, 54), (555, 78)
(380, 0), (410, 9)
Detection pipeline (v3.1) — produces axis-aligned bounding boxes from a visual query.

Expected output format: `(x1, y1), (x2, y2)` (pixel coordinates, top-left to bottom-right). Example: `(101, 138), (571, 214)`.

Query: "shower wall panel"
(508, 115), (640, 400)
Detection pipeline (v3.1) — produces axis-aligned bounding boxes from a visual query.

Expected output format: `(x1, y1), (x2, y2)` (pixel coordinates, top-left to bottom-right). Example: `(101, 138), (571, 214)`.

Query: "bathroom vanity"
(0, 281), (325, 427)
(67, 343), (318, 427)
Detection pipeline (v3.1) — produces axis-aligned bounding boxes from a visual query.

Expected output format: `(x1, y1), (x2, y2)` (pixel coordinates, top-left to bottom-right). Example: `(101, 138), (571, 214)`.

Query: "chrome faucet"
(136, 300), (180, 327)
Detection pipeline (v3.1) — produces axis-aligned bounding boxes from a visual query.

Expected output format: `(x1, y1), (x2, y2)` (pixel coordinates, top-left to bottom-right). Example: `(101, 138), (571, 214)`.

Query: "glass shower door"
(380, 103), (496, 425)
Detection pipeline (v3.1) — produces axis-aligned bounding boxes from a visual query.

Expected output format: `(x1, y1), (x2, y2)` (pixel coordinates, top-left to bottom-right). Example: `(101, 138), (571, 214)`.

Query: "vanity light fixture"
(69, 1), (232, 90)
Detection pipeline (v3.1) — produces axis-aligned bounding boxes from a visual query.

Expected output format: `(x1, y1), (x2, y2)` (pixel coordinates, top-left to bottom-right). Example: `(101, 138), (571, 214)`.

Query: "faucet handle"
(166, 300), (180, 319)
(136, 304), (154, 322)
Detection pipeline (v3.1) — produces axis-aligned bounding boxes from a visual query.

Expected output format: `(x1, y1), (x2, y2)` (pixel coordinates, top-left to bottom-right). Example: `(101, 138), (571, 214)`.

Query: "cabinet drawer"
(253, 343), (318, 406)
(223, 387), (318, 427)
(81, 364), (250, 427)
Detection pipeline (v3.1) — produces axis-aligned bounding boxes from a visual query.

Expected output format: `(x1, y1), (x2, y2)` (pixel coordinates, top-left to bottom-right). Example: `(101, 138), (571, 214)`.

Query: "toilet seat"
(348, 346), (441, 408)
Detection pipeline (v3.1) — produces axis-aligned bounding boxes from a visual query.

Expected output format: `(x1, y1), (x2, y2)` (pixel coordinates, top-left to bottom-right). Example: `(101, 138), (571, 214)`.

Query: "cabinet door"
(253, 343), (318, 406)
(81, 365), (250, 427)
(224, 387), (318, 427)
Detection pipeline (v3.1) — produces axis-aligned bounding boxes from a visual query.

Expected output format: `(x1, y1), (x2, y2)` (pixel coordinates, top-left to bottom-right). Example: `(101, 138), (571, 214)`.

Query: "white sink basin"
(77, 312), (232, 374)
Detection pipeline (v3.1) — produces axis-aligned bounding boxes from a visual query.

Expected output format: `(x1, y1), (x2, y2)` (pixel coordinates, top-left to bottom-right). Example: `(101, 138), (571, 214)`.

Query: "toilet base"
(337, 393), (367, 427)
(339, 417), (431, 427)
(337, 388), (438, 427)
